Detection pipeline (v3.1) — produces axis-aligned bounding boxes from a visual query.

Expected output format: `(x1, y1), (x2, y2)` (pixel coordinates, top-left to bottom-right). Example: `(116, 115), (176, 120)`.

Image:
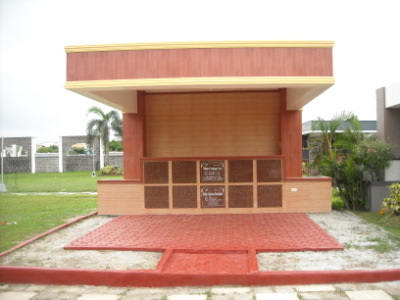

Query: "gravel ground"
(258, 211), (400, 271)
(0, 211), (399, 271)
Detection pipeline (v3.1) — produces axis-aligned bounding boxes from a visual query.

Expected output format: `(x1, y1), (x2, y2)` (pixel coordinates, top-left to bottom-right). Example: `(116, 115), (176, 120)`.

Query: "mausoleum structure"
(65, 41), (335, 215)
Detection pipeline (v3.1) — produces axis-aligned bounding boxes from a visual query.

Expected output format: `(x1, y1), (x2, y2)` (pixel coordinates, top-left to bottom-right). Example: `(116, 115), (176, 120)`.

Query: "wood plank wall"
(97, 178), (332, 215)
(145, 91), (280, 157)
(67, 47), (333, 81)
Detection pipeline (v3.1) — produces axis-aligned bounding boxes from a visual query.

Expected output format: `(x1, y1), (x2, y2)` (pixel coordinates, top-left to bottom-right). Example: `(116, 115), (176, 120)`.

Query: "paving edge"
(0, 266), (399, 287)
(0, 211), (98, 258)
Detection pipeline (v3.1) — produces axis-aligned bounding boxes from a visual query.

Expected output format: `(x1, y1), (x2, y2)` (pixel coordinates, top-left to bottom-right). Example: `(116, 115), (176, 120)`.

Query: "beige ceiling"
(65, 76), (335, 113)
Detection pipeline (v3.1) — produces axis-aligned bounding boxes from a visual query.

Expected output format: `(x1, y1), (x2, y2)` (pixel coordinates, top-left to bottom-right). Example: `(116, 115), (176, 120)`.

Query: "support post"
(123, 91), (145, 181)
(31, 137), (36, 174)
(0, 137), (7, 192)
(58, 136), (63, 173)
(280, 89), (303, 178)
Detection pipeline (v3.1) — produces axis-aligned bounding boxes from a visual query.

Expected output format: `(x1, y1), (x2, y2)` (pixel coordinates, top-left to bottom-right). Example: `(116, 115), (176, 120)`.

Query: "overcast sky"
(1, 0), (399, 143)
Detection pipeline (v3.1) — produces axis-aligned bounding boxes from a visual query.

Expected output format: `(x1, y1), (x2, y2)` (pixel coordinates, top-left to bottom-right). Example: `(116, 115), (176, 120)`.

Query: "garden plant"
(308, 111), (393, 211)
(382, 183), (400, 216)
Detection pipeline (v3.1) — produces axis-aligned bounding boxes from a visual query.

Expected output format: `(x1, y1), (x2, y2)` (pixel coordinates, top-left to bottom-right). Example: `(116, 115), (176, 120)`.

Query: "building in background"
(370, 81), (400, 211)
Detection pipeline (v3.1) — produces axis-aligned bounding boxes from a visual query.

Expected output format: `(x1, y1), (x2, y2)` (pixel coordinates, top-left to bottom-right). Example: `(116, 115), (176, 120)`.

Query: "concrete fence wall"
(1, 157), (32, 173)
(0, 136), (123, 174)
(35, 154), (59, 173)
(0, 137), (33, 174)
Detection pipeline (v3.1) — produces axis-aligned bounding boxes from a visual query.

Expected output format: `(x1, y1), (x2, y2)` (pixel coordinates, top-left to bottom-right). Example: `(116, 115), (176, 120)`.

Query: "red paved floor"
(161, 251), (251, 274)
(65, 213), (343, 252)
(65, 213), (343, 274)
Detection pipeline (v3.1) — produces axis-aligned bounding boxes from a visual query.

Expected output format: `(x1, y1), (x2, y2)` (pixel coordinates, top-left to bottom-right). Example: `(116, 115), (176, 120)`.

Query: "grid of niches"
(143, 159), (283, 209)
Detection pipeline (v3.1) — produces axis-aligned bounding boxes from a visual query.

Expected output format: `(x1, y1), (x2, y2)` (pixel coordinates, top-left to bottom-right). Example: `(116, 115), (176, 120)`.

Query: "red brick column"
(123, 91), (145, 181)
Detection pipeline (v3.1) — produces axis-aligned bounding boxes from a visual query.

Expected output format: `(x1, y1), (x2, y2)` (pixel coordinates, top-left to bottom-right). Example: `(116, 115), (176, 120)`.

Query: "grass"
(0, 193), (97, 252)
(353, 211), (400, 239)
(2, 171), (122, 192)
(366, 237), (396, 253)
(353, 211), (400, 252)
(0, 171), (121, 253)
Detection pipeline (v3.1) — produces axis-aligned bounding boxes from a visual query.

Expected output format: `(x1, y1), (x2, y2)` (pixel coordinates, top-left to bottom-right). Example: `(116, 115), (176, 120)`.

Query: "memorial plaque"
(228, 160), (253, 183)
(201, 186), (225, 208)
(173, 186), (197, 208)
(257, 159), (282, 182)
(229, 185), (253, 208)
(258, 185), (282, 207)
(144, 161), (168, 184)
(200, 161), (225, 183)
(144, 186), (169, 208)
(172, 160), (196, 183)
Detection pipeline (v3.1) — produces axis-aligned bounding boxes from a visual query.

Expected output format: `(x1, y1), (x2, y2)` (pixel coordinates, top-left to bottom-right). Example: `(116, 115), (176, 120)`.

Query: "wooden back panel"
(145, 92), (280, 157)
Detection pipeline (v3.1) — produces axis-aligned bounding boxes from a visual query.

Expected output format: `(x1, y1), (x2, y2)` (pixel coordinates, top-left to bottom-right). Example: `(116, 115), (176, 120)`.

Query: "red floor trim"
(248, 250), (259, 273)
(156, 249), (174, 272)
(1, 266), (399, 287)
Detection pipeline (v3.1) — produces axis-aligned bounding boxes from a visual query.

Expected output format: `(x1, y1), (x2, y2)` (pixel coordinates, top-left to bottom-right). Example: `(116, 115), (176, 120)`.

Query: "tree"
(109, 140), (123, 152)
(309, 111), (393, 210)
(86, 106), (122, 166)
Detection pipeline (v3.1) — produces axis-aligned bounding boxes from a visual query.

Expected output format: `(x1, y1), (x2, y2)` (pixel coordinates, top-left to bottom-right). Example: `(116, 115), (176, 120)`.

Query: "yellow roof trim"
(65, 40), (334, 53)
(65, 76), (335, 90)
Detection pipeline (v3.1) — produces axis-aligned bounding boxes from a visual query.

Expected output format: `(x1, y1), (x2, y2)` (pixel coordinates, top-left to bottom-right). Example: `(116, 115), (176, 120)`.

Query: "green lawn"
(2, 171), (122, 193)
(0, 193), (97, 252)
(0, 171), (112, 252)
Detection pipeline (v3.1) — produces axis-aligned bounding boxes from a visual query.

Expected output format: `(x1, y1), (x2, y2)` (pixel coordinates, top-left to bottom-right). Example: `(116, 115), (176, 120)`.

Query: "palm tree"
(309, 111), (361, 177)
(86, 106), (122, 166)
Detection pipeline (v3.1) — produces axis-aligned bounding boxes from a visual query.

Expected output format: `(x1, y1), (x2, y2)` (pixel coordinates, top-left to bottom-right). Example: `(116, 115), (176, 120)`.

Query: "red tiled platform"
(65, 213), (343, 274)
(65, 213), (343, 252)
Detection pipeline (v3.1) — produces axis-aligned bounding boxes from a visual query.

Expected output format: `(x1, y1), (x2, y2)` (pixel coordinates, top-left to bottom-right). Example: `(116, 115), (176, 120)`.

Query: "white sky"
(1, 0), (399, 143)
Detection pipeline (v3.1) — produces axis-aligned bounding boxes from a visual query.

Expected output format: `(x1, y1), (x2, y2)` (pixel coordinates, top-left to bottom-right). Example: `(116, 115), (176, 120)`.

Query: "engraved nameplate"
(200, 186), (225, 208)
(200, 161), (225, 183)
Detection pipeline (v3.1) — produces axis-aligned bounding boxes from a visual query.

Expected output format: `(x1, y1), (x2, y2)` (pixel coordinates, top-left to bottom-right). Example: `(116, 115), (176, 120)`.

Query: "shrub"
(100, 165), (123, 176)
(332, 189), (345, 210)
(332, 197), (345, 211)
(68, 147), (86, 155)
(37, 146), (59, 153)
(382, 183), (400, 215)
(353, 140), (393, 181)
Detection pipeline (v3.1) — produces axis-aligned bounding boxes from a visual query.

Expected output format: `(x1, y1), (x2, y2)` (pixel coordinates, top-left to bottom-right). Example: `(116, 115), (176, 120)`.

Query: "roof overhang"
(65, 41), (335, 113)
